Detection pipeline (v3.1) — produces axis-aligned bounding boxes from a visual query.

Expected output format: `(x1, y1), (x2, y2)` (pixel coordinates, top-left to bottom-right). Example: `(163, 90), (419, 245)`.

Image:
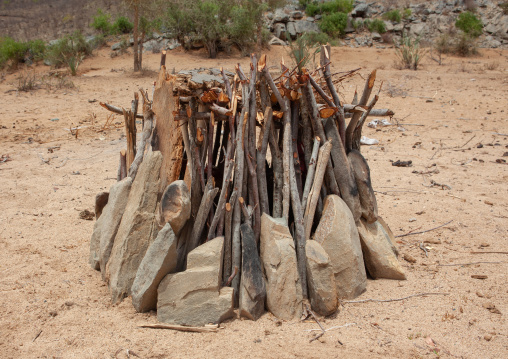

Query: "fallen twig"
(395, 220), (453, 238)
(305, 323), (356, 332)
(305, 304), (326, 343)
(470, 251), (508, 255)
(343, 292), (449, 304)
(138, 324), (218, 333)
(438, 261), (505, 267)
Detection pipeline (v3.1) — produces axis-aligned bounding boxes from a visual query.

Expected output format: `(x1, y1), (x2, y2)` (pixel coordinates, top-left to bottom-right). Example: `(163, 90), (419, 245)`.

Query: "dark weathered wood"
(223, 190), (237, 283)
(304, 139), (332, 241)
(208, 159), (234, 240)
(352, 95), (379, 152)
(128, 93), (154, 180)
(257, 107), (272, 216)
(95, 192), (109, 219)
(291, 100), (303, 199)
(122, 107), (136, 170)
(117, 149), (127, 181)
(301, 136), (320, 211)
(268, 117), (283, 218)
(187, 178), (219, 254)
(348, 149), (378, 223)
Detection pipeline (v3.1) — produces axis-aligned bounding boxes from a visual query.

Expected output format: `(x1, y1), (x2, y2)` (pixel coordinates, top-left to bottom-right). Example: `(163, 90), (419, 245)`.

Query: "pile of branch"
(101, 45), (393, 302)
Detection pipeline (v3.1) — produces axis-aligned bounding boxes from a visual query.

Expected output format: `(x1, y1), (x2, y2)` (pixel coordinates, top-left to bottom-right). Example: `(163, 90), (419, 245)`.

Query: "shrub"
(383, 9), (401, 22)
(44, 31), (91, 74)
(454, 33), (478, 56)
(15, 69), (39, 91)
(0, 37), (27, 69)
(113, 16), (133, 34)
(435, 34), (453, 54)
(91, 9), (113, 34)
(319, 12), (348, 37)
(368, 19), (386, 33)
(395, 35), (426, 70)
(455, 11), (482, 38)
(305, 3), (320, 17)
(403, 8), (412, 19)
(305, 0), (353, 16)
(27, 40), (46, 62)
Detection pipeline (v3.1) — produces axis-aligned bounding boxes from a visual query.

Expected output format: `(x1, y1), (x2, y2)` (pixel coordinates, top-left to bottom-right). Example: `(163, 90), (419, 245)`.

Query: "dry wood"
(268, 117), (283, 218)
(257, 107), (273, 215)
(304, 139), (332, 241)
(395, 220), (453, 238)
(117, 149), (127, 181)
(238, 197), (252, 226)
(128, 90), (154, 180)
(301, 136), (320, 210)
(291, 100), (303, 199)
(160, 50), (166, 68)
(223, 190), (238, 283)
(343, 105), (393, 117)
(138, 324), (218, 333)
(122, 107), (136, 170)
(187, 178), (219, 254)
(208, 159), (234, 240)
(352, 94), (379, 152)
(100, 102), (143, 119)
(348, 149), (378, 223)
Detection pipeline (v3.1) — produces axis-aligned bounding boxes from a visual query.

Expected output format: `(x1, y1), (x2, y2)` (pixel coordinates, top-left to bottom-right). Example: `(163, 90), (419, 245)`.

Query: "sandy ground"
(0, 45), (507, 359)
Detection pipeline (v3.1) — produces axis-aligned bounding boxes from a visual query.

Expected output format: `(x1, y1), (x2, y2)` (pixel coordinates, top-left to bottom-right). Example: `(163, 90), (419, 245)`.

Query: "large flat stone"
(88, 177), (132, 273)
(357, 218), (406, 280)
(159, 180), (190, 235)
(314, 195), (367, 300)
(306, 240), (338, 316)
(239, 224), (266, 320)
(260, 214), (302, 320)
(105, 151), (162, 304)
(131, 223), (178, 312)
(157, 237), (234, 326)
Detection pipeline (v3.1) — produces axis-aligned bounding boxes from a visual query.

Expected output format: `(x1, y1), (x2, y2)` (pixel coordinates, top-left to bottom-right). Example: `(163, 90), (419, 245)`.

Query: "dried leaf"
(319, 107), (338, 119)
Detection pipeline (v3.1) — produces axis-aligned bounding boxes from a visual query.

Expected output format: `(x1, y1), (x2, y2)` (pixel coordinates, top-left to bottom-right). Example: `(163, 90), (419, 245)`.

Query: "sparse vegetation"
(44, 31), (92, 75)
(383, 9), (401, 22)
(287, 32), (333, 72)
(91, 9), (113, 35)
(455, 11), (483, 38)
(402, 8), (412, 19)
(15, 69), (39, 91)
(304, 0), (353, 17)
(434, 32), (478, 57)
(367, 19), (386, 34)
(0, 37), (46, 69)
(319, 12), (348, 37)
(394, 35), (427, 70)
(113, 16), (134, 34)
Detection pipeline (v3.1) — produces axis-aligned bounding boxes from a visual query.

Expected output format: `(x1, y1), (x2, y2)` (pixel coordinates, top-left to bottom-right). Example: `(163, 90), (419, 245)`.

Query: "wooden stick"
(122, 108), (136, 170)
(470, 251), (508, 255)
(138, 324), (218, 333)
(238, 197), (252, 225)
(438, 261), (505, 267)
(100, 102), (143, 119)
(128, 91), (154, 180)
(117, 149), (127, 181)
(343, 292), (449, 304)
(304, 139), (332, 241)
(395, 220), (453, 238)
(257, 107), (273, 216)
(291, 100), (303, 199)
(223, 190), (237, 283)
(187, 178), (219, 254)
(352, 94), (379, 152)
(160, 50), (166, 69)
(208, 159), (234, 240)
(268, 117), (283, 218)
(301, 136), (320, 210)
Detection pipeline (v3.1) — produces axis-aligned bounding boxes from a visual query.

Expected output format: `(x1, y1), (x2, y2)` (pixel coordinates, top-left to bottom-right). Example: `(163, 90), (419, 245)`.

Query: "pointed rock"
(357, 218), (406, 280)
(88, 177), (132, 272)
(306, 240), (338, 316)
(239, 224), (266, 320)
(131, 223), (178, 312)
(377, 216), (399, 257)
(106, 151), (162, 304)
(157, 237), (234, 326)
(314, 195), (367, 300)
(159, 180), (191, 236)
(260, 214), (302, 320)
(348, 149), (378, 224)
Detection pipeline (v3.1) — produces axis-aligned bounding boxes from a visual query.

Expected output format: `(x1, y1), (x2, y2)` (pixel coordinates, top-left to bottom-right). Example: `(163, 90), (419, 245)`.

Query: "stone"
(111, 42), (122, 51)
(306, 241), (338, 316)
(291, 10), (303, 20)
(314, 195), (367, 300)
(273, 9), (289, 23)
(105, 151), (162, 304)
(352, 3), (369, 18)
(268, 36), (287, 46)
(295, 20), (320, 34)
(357, 218), (406, 280)
(286, 22), (297, 40)
(94, 192), (109, 219)
(274, 23), (287, 41)
(157, 237), (235, 326)
(384, 21), (394, 32)
(260, 214), (302, 320)
(409, 23), (426, 36)
(131, 223), (178, 312)
(88, 177), (132, 273)
(371, 32), (382, 41)
(159, 180), (191, 235)
(377, 216), (399, 257)
(239, 224), (266, 320)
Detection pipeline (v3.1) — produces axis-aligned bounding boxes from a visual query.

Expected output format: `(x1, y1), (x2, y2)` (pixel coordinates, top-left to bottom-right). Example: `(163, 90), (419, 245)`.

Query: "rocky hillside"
(267, 0), (507, 49)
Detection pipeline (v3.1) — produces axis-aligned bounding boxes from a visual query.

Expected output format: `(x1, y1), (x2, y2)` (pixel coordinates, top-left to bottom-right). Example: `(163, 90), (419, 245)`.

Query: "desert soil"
(0, 45), (507, 359)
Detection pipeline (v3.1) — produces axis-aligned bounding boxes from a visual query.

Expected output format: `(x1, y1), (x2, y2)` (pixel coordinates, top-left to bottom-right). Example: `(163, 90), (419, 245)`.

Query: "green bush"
(319, 12), (348, 37)
(383, 9), (401, 22)
(113, 16), (133, 34)
(403, 8), (412, 19)
(305, 0), (353, 16)
(455, 11), (482, 38)
(44, 31), (91, 74)
(91, 9), (113, 34)
(368, 19), (386, 33)
(0, 37), (27, 69)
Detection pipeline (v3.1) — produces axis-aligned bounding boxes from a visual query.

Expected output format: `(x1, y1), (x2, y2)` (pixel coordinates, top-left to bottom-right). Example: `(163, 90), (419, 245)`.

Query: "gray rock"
(268, 36), (287, 46)
(94, 192), (109, 220)
(314, 14), (322, 21)
(393, 23), (404, 33)
(409, 23), (426, 36)
(88, 177), (131, 273)
(384, 21), (394, 32)
(105, 151), (162, 304)
(159, 180), (191, 235)
(168, 39), (181, 50)
(485, 24), (497, 34)
(266, 11), (274, 20)
(143, 39), (162, 53)
(274, 23), (287, 41)
(295, 20), (320, 34)
(306, 16), (315, 22)
(313, 195), (367, 300)
(352, 3), (369, 18)
(157, 237), (235, 326)
(260, 214), (302, 320)
(131, 223), (178, 313)
(111, 42), (122, 51)
(287, 22), (297, 40)
(274, 9), (290, 23)
(377, 217), (399, 257)
(291, 10), (303, 20)
(357, 218), (406, 280)
(306, 241), (338, 316)
(371, 32), (382, 41)
(239, 224), (266, 320)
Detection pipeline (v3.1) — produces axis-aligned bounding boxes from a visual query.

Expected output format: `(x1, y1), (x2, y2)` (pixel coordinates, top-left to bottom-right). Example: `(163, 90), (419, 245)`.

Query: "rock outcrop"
(157, 237), (234, 326)
(260, 214), (302, 320)
(105, 151), (162, 304)
(314, 195), (367, 299)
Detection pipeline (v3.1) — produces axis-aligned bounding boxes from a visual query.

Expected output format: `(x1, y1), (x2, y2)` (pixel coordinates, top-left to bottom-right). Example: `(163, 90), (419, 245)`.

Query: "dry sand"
(0, 45), (507, 358)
